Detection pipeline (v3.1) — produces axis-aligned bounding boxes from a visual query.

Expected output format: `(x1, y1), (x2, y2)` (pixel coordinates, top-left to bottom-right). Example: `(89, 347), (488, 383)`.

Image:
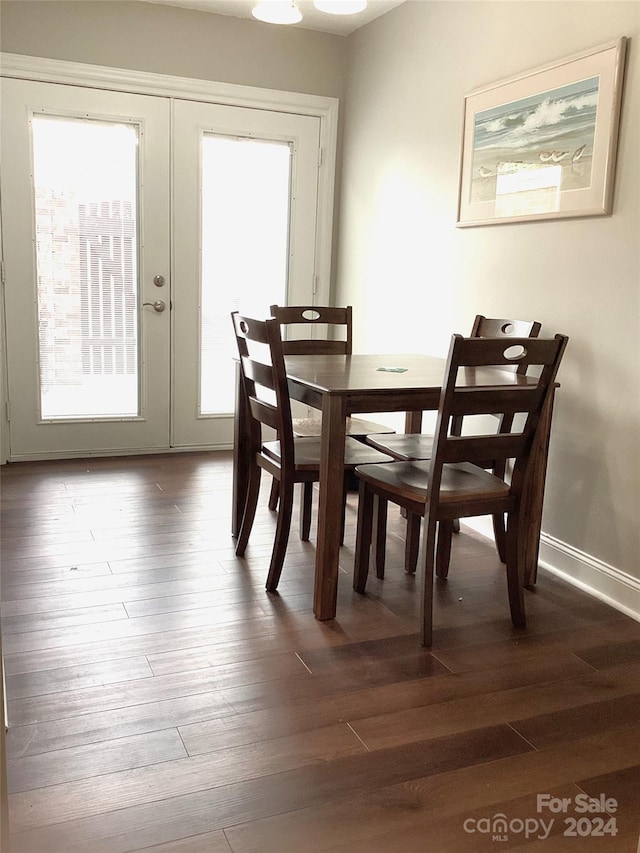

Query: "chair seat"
(293, 416), (394, 439)
(263, 436), (394, 470)
(366, 432), (433, 460)
(355, 459), (510, 508)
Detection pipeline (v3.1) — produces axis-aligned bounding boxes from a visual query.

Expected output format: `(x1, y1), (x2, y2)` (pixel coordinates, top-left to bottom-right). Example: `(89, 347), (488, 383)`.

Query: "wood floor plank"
(574, 639), (640, 669)
(1, 562), (239, 606)
(8, 728), (187, 794)
(7, 652), (275, 726)
(430, 615), (640, 674)
(1, 535), (227, 576)
(1, 573), (242, 615)
(132, 830), (233, 852)
(2, 599), (272, 657)
(577, 763), (640, 846)
(349, 661), (640, 751)
(5, 655), (154, 700)
(511, 691), (640, 749)
(0, 562), (114, 590)
(1, 601), (129, 635)
(6, 691), (233, 760)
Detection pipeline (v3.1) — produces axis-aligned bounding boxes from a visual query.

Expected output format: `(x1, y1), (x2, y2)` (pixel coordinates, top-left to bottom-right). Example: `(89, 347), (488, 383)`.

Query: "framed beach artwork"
(457, 38), (628, 226)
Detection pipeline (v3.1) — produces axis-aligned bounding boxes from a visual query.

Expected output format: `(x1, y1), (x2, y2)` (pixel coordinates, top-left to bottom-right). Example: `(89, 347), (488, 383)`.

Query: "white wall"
(337, 0), (640, 614)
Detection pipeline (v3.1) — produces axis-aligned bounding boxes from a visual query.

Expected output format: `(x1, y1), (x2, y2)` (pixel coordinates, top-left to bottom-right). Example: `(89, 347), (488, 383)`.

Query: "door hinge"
(312, 274), (318, 297)
(0, 261), (5, 287)
(318, 147), (323, 168)
(5, 401), (10, 422)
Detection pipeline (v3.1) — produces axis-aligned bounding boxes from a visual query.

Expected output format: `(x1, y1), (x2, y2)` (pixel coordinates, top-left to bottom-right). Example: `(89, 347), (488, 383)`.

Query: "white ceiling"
(138, 0), (406, 35)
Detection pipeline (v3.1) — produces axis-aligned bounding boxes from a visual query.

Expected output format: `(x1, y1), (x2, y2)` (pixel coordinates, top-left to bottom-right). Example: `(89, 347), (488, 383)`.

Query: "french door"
(171, 99), (320, 448)
(0, 77), (322, 459)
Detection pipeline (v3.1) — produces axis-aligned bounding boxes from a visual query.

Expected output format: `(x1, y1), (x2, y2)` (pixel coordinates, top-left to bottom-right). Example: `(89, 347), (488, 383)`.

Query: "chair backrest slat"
(448, 386), (544, 418)
(270, 304), (353, 355)
(279, 339), (348, 356)
(443, 433), (530, 464)
(247, 398), (280, 432)
(472, 315), (541, 375)
(455, 336), (556, 368)
(243, 358), (276, 393)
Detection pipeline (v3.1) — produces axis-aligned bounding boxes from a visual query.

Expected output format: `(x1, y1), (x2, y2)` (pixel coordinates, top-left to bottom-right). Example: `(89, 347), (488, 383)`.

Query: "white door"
(1, 79), (171, 458)
(1, 78), (321, 459)
(171, 100), (320, 448)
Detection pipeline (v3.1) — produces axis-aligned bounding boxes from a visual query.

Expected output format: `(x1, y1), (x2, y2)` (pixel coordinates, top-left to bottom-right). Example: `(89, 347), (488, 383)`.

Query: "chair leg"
(373, 496), (388, 579)
(404, 512), (421, 574)
(504, 509), (526, 628)
(235, 463), (261, 557)
(420, 515), (438, 647)
(353, 480), (374, 593)
(268, 478), (279, 511)
(266, 480), (295, 593)
(435, 520), (454, 579)
(300, 482), (313, 541)
(492, 512), (507, 563)
(452, 518), (461, 535)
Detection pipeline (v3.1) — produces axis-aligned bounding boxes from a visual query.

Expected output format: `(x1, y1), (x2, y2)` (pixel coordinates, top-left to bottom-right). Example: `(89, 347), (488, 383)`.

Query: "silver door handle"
(142, 300), (166, 313)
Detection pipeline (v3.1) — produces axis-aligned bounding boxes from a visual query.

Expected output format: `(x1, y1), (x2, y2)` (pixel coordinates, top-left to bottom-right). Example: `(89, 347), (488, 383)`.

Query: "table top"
(284, 353), (534, 395)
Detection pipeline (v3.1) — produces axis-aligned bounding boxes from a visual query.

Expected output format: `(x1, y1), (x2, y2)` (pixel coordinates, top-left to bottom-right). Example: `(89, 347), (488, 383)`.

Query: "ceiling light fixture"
(313, 0), (368, 14)
(252, 0), (302, 25)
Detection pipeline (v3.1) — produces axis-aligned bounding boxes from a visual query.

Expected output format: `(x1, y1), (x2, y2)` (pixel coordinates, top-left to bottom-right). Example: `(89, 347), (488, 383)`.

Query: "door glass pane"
(32, 115), (139, 419)
(200, 135), (291, 415)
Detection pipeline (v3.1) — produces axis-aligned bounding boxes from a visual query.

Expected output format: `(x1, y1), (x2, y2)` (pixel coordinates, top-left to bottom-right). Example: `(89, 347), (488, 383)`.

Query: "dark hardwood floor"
(1, 451), (639, 852)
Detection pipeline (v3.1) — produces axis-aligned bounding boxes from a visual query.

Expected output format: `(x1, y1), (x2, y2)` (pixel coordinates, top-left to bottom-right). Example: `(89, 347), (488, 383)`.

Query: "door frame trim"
(0, 53), (338, 463)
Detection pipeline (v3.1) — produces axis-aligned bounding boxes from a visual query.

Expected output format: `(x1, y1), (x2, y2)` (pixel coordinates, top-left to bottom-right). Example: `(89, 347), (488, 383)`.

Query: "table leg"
(313, 395), (347, 620)
(404, 410), (422, 433)
(232, 361), (249, 539)
(522, 386), (556, 587)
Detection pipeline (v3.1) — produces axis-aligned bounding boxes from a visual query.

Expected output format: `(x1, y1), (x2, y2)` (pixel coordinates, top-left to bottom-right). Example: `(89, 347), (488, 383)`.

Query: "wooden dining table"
(232, 353), (557, 621)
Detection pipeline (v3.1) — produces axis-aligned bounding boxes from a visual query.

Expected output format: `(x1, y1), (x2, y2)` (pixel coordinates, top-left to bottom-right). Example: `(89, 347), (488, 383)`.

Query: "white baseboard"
(463, 518), (640, 622)
(7, 444), (233, 462)
(539, 534), (640, 622)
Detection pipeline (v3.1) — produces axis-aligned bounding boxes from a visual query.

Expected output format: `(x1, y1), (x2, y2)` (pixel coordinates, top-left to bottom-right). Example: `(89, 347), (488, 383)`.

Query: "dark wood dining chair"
(268, 304), (394, 509)
(367, 315), (542, 574)
(353, 332), (568, 646)
(231, 311), (394, 592)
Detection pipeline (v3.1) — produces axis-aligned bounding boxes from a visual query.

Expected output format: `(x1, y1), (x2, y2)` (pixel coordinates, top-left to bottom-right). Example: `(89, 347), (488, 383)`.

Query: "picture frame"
(457, 38), (628, 227)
